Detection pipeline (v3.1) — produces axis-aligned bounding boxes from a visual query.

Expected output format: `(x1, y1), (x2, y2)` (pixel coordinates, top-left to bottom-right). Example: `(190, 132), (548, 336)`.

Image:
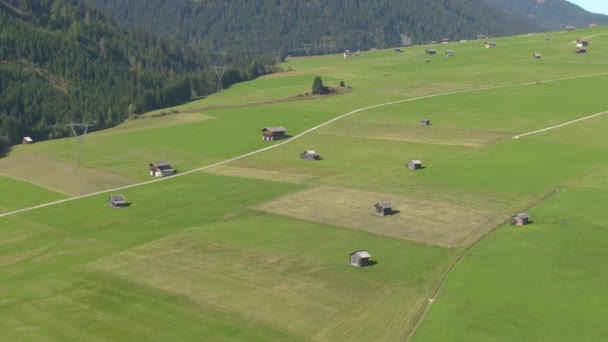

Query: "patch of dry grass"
(0, 152), (137, 195)
(256, 187), (501, 247)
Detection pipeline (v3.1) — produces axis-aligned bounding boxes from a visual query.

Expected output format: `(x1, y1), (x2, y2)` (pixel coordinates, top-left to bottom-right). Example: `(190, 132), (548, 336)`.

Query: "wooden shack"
(533, 53), (542, 59)
(485, 42), (496, 48)
(511, 213), (530, 226)
(425, 49), (437, 55)
(107, 194), (128, 208)
(262, 127), (286, 141)
(421, 119), (431, 126)
(565, 26), (576, 32)
(575, 48), (587, 54)
(300, 149), (321, 160)
(477, 34), (488, 40)
(407, 160), (423, 170)
(350, 250), (371, 267)
(22, 136), (34, 144)
(445, 50), (454, 57)
(149, 161), (176, 177)
(393, 48), (402, 53)
(374, 201), (393, 216)
(576, 40), (589, 48)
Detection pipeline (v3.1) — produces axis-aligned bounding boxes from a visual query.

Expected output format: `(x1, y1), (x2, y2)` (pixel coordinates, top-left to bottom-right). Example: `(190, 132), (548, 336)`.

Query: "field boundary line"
(1, 71), (608, 219)
(513, 110), (607, 139)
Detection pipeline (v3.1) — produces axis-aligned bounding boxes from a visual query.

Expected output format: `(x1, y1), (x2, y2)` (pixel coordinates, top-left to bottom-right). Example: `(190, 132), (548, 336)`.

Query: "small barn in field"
(407, 160), (423, 170)
(262, 127), (286, 141)
(511, 213), (530, 226)
(374, 201), (393, 216)
(477, 34), (487, 40)
(343, 50), (353, 58)
(300, 149), (321, 160)
(22, 136), (34, 144)
(533, 53), (542, 59)
(107, 194), (128, 208)
(445, 50), (454, 57)
(421, 119), (431, 126)
(393, 47), (402, 53)
(425, 49), (437, 55)
(149, 161), (175, 177)
(350, 250), (370, 267)
(485, 42), (496, 48)
(576, 40), (589, 48)
(566, 26), (576, 32)
(575, 48), (587, 54)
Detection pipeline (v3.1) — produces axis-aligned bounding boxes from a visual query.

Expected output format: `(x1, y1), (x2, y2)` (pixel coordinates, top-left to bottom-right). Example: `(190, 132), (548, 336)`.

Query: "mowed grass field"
(0, 27), (607, 341)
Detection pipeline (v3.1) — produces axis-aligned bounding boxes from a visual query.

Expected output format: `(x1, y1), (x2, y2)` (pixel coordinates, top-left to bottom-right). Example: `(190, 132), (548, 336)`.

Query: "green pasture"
(0, 176), (65, 211)
(0, 26), (607, 340)
(412, 188), (608, 342)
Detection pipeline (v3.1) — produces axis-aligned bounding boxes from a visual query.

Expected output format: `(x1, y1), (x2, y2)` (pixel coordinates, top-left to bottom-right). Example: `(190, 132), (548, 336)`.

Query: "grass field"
(1, 27), (607, 341)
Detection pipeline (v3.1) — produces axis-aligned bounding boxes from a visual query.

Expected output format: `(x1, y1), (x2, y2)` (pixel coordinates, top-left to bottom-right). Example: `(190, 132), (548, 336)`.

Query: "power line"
(66, 122), (93, 166)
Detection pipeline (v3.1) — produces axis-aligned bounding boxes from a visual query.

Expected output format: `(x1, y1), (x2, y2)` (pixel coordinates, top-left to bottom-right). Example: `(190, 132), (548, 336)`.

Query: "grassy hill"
(0, 27), (607, 340)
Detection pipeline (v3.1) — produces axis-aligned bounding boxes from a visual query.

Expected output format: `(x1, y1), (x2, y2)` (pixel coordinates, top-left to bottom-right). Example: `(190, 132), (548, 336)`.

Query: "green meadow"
(0, 28), (607, 340)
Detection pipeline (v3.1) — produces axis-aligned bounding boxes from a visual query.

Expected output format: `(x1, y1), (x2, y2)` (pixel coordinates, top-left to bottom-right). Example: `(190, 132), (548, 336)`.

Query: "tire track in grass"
(1, 71), (608, 219)
(513, 111), (607, 139)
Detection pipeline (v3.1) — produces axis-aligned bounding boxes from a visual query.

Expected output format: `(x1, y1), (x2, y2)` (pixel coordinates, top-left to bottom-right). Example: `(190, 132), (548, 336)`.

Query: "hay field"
(0, 27), (607, 341)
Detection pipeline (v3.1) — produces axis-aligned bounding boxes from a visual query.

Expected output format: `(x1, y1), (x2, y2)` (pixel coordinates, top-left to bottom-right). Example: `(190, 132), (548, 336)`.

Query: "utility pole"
(66, 122), (93, 166)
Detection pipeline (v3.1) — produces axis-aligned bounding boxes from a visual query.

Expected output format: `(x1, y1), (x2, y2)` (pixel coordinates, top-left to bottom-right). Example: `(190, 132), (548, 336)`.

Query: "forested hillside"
(84, 0), (539, 55)
(487, 0), (608, 30)
(0, 0), (274, 149)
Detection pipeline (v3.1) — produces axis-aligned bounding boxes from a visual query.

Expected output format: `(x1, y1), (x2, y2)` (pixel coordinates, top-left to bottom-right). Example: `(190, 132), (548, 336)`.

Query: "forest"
(84, 0), (539, 55)
(0, 0), (275, 148)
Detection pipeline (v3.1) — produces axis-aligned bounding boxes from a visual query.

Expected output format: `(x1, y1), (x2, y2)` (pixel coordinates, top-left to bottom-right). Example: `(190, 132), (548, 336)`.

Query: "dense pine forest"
(487, 0), (608, 30)
(84, 0), (539, 55)
(0, 0), (274, 150)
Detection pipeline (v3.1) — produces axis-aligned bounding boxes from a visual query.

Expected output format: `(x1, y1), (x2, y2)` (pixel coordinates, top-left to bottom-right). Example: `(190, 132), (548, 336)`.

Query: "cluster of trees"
(84, 0), (539, 55)
(0, 0), (276, 146)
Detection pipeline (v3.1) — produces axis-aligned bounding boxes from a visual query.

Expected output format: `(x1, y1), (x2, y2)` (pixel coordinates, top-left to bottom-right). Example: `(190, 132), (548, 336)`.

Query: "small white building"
(22, 136), (34, 144)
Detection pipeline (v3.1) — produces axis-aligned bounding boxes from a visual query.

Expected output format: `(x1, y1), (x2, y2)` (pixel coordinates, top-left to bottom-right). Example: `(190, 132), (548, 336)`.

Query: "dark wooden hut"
(300, 149), (321, 160)
(407, 160), (423, 170)
(350, 250), (370, 267)
(262, 127), (287, 141)
(485, 42), (496, 48)
(425, 49), (437, 55)
(421, 119), (431, 126)
(511, 213), (530, 226)
(445, 50), (454, 57)
(107, 194), (128, 208)
(575, 48), (587, 54)
(533, 53), (542, 59)
(374, 201), (393, 216)
(149, 161), (176, 177)
(566, 26), (576, 32)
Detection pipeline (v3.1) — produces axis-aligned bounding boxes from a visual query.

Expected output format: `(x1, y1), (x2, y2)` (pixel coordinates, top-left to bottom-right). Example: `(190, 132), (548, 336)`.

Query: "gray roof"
(109, 194), (126, 203)
(409, 160), (422, 164)
(517, 213), (529, 219)
(351, 250), (371, 258)
(302, 149), (319, 155)
(262, 126), (287, 132)
(150, 161), (172, 167)
(376, 201), (392, 208)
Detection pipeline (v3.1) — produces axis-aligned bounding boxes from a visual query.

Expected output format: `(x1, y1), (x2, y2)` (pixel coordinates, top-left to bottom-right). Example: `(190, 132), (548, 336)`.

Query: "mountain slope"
(0, 0), (273, 146)
(486, 0), (608, 30)
(83, 0), (539, 54)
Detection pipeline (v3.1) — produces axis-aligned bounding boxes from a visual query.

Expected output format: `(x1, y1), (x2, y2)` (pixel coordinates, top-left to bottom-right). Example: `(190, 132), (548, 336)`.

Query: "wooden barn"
(533, 53), (542, 59)
(262, 127), (287, 141)
(350, 250), (370, 267)
(445, 50), (454, 57)
(425, 49), (437, 55)
(393, 47), (402, 53)
(477, 34), (488, 40)
(576, 40), (589, 48)
(421, 119), (431, 126)
(300, 149), (321, 160)
(575, 48), (587, 54)
(107, 194), (128, 208)
(22, 136), (33, 144)
(374, 201), (393, 216)
(485, 42), (496, 48)
(407, 160), (423, 170)
(343, 50), (353, 58)
(149, 161), (176, 177)
(511, 213), (530, 226)
(566, 26), (576, 32)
